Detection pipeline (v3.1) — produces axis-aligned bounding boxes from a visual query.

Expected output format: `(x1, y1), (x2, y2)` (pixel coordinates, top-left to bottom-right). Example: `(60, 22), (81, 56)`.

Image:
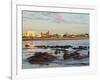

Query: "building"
(22, 31), (36, 38)
(40, 31), (50, 38)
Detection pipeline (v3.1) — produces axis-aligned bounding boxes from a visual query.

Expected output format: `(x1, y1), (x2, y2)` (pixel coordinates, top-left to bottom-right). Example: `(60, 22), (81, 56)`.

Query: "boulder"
(72, 52), (80, 59)
(63, 50), (70, 60)
(70, 51), (81, 60)
(78, 46), (87, 50)
(25, 44), (30, 48)
(27, 52), (56, 64)
(88, 51), (89, 56)
(54, 49), (61, 55)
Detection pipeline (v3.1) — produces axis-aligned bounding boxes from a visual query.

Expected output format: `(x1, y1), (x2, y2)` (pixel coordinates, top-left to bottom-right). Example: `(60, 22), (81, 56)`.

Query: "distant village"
(22, 31), (89, 40)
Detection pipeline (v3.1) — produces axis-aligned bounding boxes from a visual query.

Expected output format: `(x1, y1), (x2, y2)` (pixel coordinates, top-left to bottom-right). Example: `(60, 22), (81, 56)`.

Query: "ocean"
(22, 40), (89, 69)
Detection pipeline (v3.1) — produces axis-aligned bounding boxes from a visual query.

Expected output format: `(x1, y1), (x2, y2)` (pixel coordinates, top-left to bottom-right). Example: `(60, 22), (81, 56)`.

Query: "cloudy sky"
(22, 10), (89, 34)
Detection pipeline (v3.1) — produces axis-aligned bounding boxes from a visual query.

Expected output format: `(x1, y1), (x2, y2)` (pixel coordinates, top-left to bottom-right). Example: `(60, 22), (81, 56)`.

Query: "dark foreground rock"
(27, 52), (56, 64)
(25, 44), (30, 48)
(63, 50), (89, 60)
(63, 50), (70, 60)
(72, 52), (81, 59)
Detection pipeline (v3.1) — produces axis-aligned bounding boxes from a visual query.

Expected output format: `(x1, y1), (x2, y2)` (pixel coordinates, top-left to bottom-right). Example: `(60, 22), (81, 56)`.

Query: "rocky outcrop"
(78, 46), (87, 49)
(27, 52), (56, 64)
(63, 50), (71, 60)
(63, 51), (81, 60)
(25, 44), (30, 48)
(72, 52), (80, 59)
(63, 53), (70, 60)
(73, 46), (87, 50)
(35, 45), (72, 49)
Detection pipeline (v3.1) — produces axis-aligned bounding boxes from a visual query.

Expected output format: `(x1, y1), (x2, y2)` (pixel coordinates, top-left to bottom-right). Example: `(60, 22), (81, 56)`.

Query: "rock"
(25, 44), (30, 48)
(35, 45), (48, 49)
(70, 51), (81, 60)
(27, 52), (56, 64)
(73, 46), (87, 50)
(54, 50), (58, 55)
(63, 45), (72, 49)
(54, 49), (61, 55)
(72, 52), (80, 59)
(63, 50), (70, 60)
(63, 53), (70, 60)
(88, 51), (89, 56)
(72, 47), (78, 49)
(47, 45), (72, 49)
(78, 46), (87, 50)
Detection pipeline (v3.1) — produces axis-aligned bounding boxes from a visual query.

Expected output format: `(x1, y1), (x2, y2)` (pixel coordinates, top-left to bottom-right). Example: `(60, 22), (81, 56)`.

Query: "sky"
(22, 10), (89, 34)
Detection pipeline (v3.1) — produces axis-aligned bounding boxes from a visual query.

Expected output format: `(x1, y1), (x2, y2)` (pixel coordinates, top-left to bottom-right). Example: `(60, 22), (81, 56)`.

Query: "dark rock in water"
(63, 45), (72, 49)
(25, 44), (30, 48)
(72, 51), (89, 60)
(78, 46), (87, 50)
(35, 45), (48, 49)
(63, 53), (70, 60)
(73, 46), (87, 50)
(63, 50), (70, 60)
(72, 52), (80, 59)
(72, 47), (78, 49)
(47, 45), (72, 49)
(63, 50), (81, 60)
(35, 45), (72, 49)
(63, 49), (89, 60)
(54, 50), (58, 55)
(27, 52), (56, 64)
(70, 51), (81, 60)
(54, 49), (61, 55)
(88, 51), (89, 56)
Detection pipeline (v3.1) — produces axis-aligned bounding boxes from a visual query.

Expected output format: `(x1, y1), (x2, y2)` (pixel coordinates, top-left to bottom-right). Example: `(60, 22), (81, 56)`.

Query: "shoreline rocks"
(26, 45), (89, 64)
(72, 46), (87, 50)
(63, 53), (70, 60)
(63, 50), (89, 60)
(27, 52), (56, 64)
(25, 44), (30, 48)
(35, 45), (72, 49)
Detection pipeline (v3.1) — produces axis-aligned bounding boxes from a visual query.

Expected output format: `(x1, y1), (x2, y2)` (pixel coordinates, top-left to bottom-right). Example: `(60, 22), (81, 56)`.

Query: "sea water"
(22, 40), (89, 69)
